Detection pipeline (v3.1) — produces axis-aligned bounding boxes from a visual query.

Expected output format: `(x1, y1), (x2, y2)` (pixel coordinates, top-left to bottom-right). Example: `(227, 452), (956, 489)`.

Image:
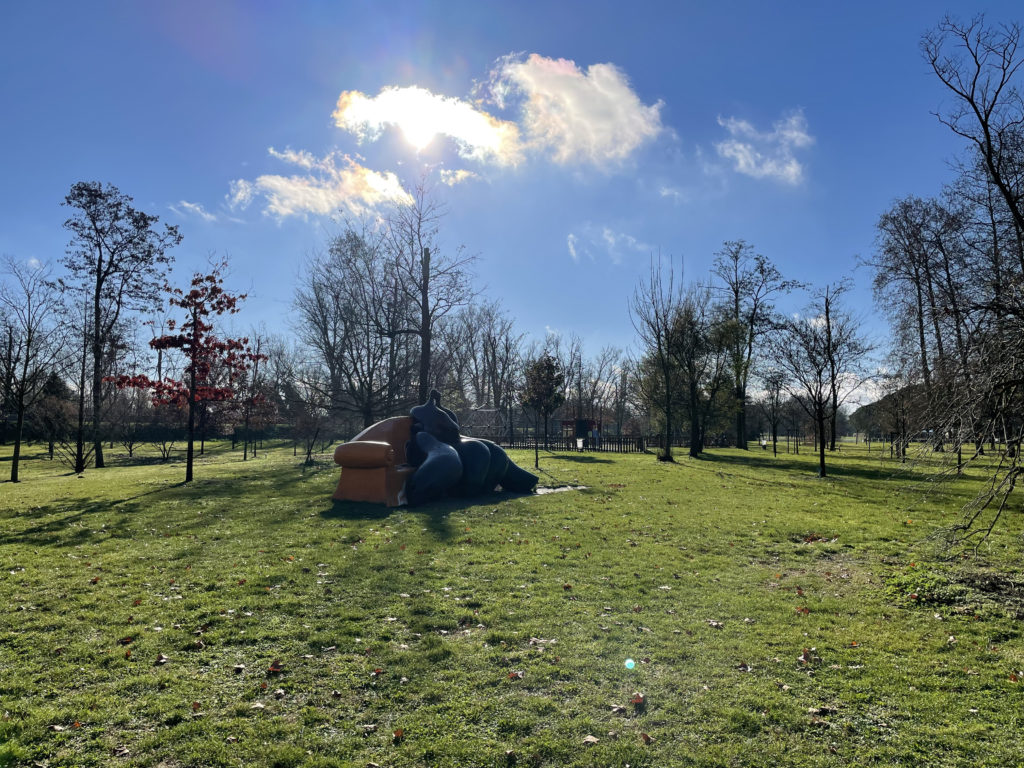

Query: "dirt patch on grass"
(955, 570), (1024, 619)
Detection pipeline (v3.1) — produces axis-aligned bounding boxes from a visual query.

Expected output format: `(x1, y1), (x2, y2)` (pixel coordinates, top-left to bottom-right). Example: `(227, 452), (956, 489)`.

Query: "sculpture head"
(410, 390), (460, 445)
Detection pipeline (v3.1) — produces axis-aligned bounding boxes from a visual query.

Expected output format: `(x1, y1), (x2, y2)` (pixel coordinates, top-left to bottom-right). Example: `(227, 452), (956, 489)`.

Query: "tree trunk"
(735, 387), (746, 449)
(10, 388), (25, 482)
(816, 410), (827, 478)
(660, 357), (674, 462)
(185, 367), (196, 483)
(418, 247), (431, 404)
(74, 336), (88, 474)
(534, 411), (539, 469)
(689, 382), (701, 458)
(91, 260), (105, 469)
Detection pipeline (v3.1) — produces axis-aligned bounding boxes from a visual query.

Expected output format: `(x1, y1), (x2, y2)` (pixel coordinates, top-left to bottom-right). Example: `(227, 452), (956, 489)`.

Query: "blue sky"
(1, 1), (1016, 355)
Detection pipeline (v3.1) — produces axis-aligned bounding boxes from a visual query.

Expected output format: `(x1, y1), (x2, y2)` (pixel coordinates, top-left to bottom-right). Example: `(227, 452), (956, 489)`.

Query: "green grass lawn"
(1, 440), (1022, 767)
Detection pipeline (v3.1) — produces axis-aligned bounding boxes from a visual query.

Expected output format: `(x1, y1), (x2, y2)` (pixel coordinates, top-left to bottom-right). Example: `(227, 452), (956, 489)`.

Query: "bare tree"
(755, 368), (786, 456)
(61, 181), (180, 469)
(923, 15), (1024, 240)
(0, 257), (68, 481)
(712, 240), (797, 449)
(773, 285), (872, 477)
(669, 284), (723, 458)
(294, 228), (416, 427)
(384, 183), (476, 403)
(479, 302), (524, 441)
(630, 255), (683, 461)
(582, 345), (622, 424)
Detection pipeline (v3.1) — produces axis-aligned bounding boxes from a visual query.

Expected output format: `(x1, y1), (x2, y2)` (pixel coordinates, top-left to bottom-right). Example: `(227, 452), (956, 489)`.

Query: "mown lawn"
(1, 439), (1022, 767)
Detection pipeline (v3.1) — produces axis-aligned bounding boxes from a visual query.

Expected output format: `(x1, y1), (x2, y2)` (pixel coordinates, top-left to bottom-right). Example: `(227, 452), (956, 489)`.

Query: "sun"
(399, 121), (437, 152)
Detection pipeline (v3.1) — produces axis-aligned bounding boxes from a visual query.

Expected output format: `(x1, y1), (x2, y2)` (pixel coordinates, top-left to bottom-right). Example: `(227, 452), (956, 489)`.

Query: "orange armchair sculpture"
(332, 416), (416, 506)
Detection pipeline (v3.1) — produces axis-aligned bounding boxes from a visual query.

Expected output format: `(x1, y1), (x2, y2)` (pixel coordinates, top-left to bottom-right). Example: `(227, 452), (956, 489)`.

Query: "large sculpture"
(333, 390), (537, 506)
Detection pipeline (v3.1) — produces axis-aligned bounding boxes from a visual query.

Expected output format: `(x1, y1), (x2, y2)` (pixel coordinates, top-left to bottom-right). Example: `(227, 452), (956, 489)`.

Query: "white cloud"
(334, 86), (523, 166)
(439, 168), (478, 186)
(714, 110), (813, 184)
(226, 179), (255, 209)
(488, 54), (663, 166)
(659, 185), (684, 203)
(331, 54), (662, 171)
(568, 224), (650, 264)
(170, 200), (217, 222)
(228, 148), (413, 219)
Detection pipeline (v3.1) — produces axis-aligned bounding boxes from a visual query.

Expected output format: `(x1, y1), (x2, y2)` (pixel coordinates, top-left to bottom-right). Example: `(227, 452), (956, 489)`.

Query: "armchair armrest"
(333, 441), (396, 468)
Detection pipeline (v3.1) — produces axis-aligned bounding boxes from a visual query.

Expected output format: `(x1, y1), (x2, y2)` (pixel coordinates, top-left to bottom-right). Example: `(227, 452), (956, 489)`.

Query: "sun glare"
(335, 86), (522, 164)
(400, 121), (437, 151)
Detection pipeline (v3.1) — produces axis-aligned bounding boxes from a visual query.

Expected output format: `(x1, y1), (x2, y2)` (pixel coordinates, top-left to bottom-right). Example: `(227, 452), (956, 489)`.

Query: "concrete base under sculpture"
(332, 392), (538, 506)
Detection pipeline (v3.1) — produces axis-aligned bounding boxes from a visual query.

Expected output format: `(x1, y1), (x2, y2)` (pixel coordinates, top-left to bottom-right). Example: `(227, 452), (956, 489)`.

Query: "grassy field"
(1, 439), (1022, 767)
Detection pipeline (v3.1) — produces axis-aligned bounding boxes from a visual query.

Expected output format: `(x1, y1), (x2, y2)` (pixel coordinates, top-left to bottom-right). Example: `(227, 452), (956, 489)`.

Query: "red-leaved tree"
(111, 264), (262, 482)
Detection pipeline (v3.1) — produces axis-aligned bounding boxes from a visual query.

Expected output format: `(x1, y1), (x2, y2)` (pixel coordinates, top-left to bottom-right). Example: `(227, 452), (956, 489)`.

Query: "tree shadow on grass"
(321, 499), (454, 540)
(0, 486), (168, 548)
(696, 450), (919, 484)
(683, 449), (989, 508)
(544, 454), (614, 464)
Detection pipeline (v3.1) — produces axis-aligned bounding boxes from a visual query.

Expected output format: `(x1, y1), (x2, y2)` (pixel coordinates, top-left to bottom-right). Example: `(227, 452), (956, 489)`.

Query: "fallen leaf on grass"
(155, 654), (169, 665)
(392, 728), (404, 743)
(191, 701), (201, 712)
(114, 745), (130, 757)
(582, 735), (600, 746)
(640, 732), (653, 745)
(610, 704), (627, 714)
(250, 702), (265, 710)
(233, 664), (246, 673)
(736, 662), (753, 672)
(798, 647), (821, 665)
(508, 670), (524, 680)
(267, 660), (283, 674)
(707, 619), (723, 629)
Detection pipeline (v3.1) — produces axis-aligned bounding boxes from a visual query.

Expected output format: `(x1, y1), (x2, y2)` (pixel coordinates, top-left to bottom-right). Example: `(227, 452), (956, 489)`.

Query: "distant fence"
(470, 434), (649, 454)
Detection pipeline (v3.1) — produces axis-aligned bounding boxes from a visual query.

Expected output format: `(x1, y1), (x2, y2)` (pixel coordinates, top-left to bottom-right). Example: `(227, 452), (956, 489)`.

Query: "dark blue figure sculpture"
(405, 390), (538, 504)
